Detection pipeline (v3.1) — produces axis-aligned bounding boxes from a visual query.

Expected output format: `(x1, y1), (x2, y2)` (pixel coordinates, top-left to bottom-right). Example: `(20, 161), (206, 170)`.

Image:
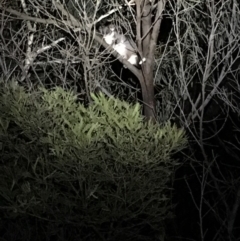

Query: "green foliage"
(0, 81), (187, 241)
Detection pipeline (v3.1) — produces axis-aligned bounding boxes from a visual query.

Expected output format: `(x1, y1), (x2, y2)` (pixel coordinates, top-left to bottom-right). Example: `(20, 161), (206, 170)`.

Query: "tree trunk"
(139, 67), (156, 122)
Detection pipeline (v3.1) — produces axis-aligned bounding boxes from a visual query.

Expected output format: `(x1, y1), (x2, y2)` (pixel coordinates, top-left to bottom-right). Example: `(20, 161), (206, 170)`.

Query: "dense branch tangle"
(0, 0), (167, 121)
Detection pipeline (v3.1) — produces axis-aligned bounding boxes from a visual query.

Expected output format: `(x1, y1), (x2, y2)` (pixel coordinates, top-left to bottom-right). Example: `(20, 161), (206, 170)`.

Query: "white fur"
(127, 54), (138, 65)
(103, 32), (115, 45)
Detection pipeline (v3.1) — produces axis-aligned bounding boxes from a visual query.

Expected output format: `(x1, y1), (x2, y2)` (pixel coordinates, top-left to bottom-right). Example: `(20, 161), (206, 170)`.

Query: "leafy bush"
(0, 81), (187, 241)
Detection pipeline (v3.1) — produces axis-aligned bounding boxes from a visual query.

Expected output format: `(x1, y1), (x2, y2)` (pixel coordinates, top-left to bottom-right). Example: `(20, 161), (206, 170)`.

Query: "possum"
(99, 24), (139, 66)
